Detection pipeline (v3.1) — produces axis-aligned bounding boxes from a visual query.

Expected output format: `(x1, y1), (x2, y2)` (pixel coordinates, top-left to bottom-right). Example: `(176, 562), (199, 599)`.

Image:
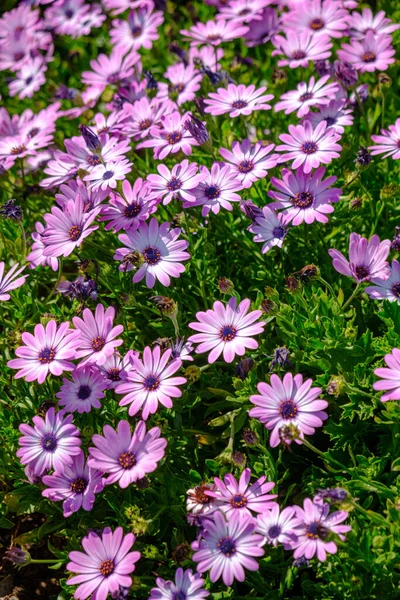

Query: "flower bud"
(172, 543), (190, 563)
(232, 451), (246, 467)
(392, 227), (400, 252)
(78, 125), (102, 153)
(184, 114), (210, 147)
(242, 429), (258, 445)
(355, 147), (372, 167)
(185, 365), (201, 383)
(217, 277), (234, 294)
(235, 357), (254, 380)
(240, 199), (263, 221)
(334, 60), (358, 88)
(5, 547), (31, 566)
(327, 375), (344, 397)
(270, 347), (292, 372)
(0, 199), (22, 221)
(261, 299), (275, 313)
(298, 264), (319, 283)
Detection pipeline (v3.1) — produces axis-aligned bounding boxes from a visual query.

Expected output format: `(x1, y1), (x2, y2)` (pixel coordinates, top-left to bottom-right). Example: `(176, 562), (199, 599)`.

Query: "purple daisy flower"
(170, 337), (194, 362)
(116, 346), (186, 419)
(328, 233), (391, 283)
(97, 350), (138, 390)
(8, 320), (80, 384)
(365, 260), (400, 304)
(84, 158), (133, 192)
(146, 159), (204, 205)
(56, 366), (106, 414)
(274, 75), (338, 118)
(283, 0), (349, 39)
(99, 178), (159, 233)
(337, 31), (395, 73)
(276, 120), (342, 174)
(88, 420), (167, 488)
(81, 46), (140, 101)
(293, 499), (351, 562)
(204, 83), (273, 118)
(180, 19), (249, 46)
(219, 140), (277, 189)
(67, 527), (141, 599)
(149, 568), (209, 600)
(272, 32), (332, 69)
(206, 468), (277, 518)
(27, 222), (59, 272)
(188, 297), (265, 364)
(347, 8), (400, 39)
(188, 163), (243, 216)
(17, 407), (81, 476)
(268, 166), (342, 226)
(217, 0), (269, 23)
(245, 7), (280, 47)
(249, 372), (328, 447)
(110, 4), (164, 52)
(72, 304), (124, 367)
(369, 118), (400, 160)
(42, 451), (104, 518)
(123, 96), (169, 141)
(157, 63), (203, 106)
(192, 511), (264, 586)
(137, 111), (199, 160)
(256, 505), (299, 548)
(373, 348), (400, 402)
(304, 99), (354, 135)
(0, 262), (27, 301)
(248, 206), (288, 253)
(115, 219), (190, 288)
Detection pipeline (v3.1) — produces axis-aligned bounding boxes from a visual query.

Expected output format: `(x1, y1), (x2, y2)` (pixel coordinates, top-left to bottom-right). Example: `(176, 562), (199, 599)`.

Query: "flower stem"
(341, 282), (363, 310)
(316, 276), (335, 297)
(355, 90), (370, 141)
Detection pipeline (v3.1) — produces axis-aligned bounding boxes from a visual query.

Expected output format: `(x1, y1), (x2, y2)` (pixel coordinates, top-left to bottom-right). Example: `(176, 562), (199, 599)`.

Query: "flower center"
(302, 141), (318, 154)
(268, 525), (282, 538)
(293, 191), (314, 208)
(70, 477), (87, 494)
(218, 537), (236, 556)
(310, 18), (324, 30)
(87, 155), (101, 166)
(68, 225), (82, 241)
(107, 368), (121, 381)
(362, 51), (376, 63)
(26, 76), (33, 85)
(355, 265), (370, 280)
(131, 25), (142, 38)
(279, 400), (298, 419)
(166, 131), (182, 144)
(118, 451), (136, 469)
(204, 185), (220, 199)
(124, 203), (141, 218)
(300, 92), (313, 101)
(292, 50), (306, 60)
(306, 521), (328, 540)
(77, 385), (91, 400)
(231, 99), (247, 109)
(219, 325), (237, 342)
(238, 160), (254, 173)
(139, 119), (152, 130)
(167, 177), (182, 191)
(143, 375), (160, 391)
(207, 34), (221, 42)
(41, 434), (57, 452)
(191, 484), (212, 504)
(14, 52), (25, 62)
(92, 336), (106, 352)
(103, 170), (114, 180)
(169, 82), (185, 94)
(11, 144), (26, 155)
(28, 127), (39, 138)
(143, 246), (161, 265)
(325, 116), (337, 126)
(392, 283), (400, 298)
(65, 8), (74, 18)
(99, 559), (114, 576)
(38, 347), (56, 364)
(230, 494), (248, 508)
(273, 226), (286, 239)
(173, 593), (186, 600)
(107, 73), (119, 84)
(239, 8), (250, 15)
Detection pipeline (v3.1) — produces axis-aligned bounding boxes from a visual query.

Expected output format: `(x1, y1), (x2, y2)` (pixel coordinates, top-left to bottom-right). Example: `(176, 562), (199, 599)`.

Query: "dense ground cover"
(1, 0), (400, 598)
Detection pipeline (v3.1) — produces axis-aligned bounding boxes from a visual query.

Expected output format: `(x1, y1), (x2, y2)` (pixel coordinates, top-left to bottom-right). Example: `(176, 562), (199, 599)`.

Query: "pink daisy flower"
(365, 260), (400, 304)
(187, 163), (243, 216)
(204, 83), (273, 118)
(347, 8), (400, 39)
(100, 178), (159, 233)
(328, 233), (391, 283)
(293, 499), (351, 562)
(42, 195), (100, 258)
(272, 32), (332, 68)
(40, 153), (78, 189)
(146, 159), (204, 205)
(268, 166), (342, 226)
(369, 118), (400, 160)
(157, 63), (203, 106)
(27, 222), (59, 272)
(82, 46), (140, 101)
(17, 407), (81, 476)
(283, 0), (349, 38)
(116, 346), (186, 419)
(149, 568), (209, 600)
(8, 321), (80, 384)
(137, 111), (199, 160)
(206, 468), (277, 518)
(219, 140), (278, 189)
(192, 511), (264, 586)
(97, 350), (138, 390)
(56, 178), (109, 211)
(248, 206), (288, 253)
(56, 366), (106, 414)
(110, 4), (164, 52)
(72, 304), (124, 367)
(276, 120), (342, 174)
(0, 131), (52, 168)
(88, 420), (167, 488)
(373, 348), (400, 402)
(249, 372), (328, 447)
(123, 96), (170, 140)
(42, 452), (104, 518)
(67, 527), (141, 599)
(217, 0), (270, 23)
(188, 297), (265, 364)
(0, 262), (27, 301)
(115, 219), (190, 288)
(304, 99), (354, 135)
(256, 505), (299, 548)
(8, 57), (47, 99)
(337, 31), (395, 73)
(180, 19), (249, 46)
(274, 75), (338, 118)
(102, 0), (144, 15)
(84, 158), (133, 192)
(62, 135), (130, 173)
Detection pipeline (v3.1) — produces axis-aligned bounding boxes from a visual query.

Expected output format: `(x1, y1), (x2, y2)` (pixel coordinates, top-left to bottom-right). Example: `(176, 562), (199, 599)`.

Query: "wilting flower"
(100, 178), (158, 233)
(314, 488), (348, 504)
(188, 163), (243, 216)
(337, 31), (395, 73)
(365, 260), (400, 304)
(180, 19), (249, 46)
(192, 511), (264, 586)
(72, 304), (124, 366)
(268, 166), (342, 226)
(56, 366), (106, 413)
(58, 276), (98, 302)
(373, 348), (400, 402)
(8, 320), (80, 384)
(305, 100), (354, 135)
(187, 482), (218, 520)
(204, 83), (273, 117)
(274, 75), (338, 118)
(369, 118), (400, 160)
(283, 0), (349, 38)
(256, 505), (299, 548)
(189, 297), (265, 363)
(97, 350), (137, 389)
(116, 346), (186, 419)
(146, 159), (204, 205)
(42, 452), (104, 517)
(67, 527), (141, 599)
(88, 420), (167, 488)
(328, 233), (391, 283)
(0, 262), (27, 301)
(249, 372), (328, 447)
(248, 206), (288, 253)
(17, 407), (81, 476)
(272, 32), (332, 69)
(219, 140), (277, 189)
(293, 499), (351, 562)
(149, 568), (209, 600)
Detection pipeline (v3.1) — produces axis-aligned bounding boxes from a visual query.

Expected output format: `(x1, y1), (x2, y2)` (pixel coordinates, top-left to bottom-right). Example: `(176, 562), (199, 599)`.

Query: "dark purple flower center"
(207, 34), (221, 42)
(68, 225), (82, 241)
(166, 131), (182, 144)
(169, 82), (185, 94)
(268, 525), (282, 538)
(131, 25), (142, 38)
(77, 385), (91, 400)
(273, 226), (286, 239)
(238, 160), (254, 173)
(143, 246), (161, 265)
(103, 170), (114, 180)
(26, 76), (33, 85)
(124, 203), (141, 218)
(92, 336), (106, 352)
(139, 118), (152, 130)
(300, 92), (313, 101)
(65, 8), (74, 18)
(219, 325), (237, 341)
(279, 400), (298, 419)
(41, 434), (57, 452)
(118, 451), (136, 469)
(231, 99), (247, 109)
(362, 51), (376, 63)
(11, 144), (26, 155)
(87, 155), (101, 166)
(306, 521), (329, 540)
(204, 185), (220, 199)
(355, 265), (370, 280)
(70, 477), (87, 494)
(325, 116), (337, 126)
(107, 73), (120, 84)
(218, 537), (236, 556)
(292, 50), (306, 60)
(38, 347), (56, 364)
(173, 593), (186, 600)
(230, 494), (248, 508)
(392, 283), (400, 297)
(302, 142), (318, 155)
(143, 375), (160, 391)
(310, 18), (324, 30)
(293, 191), (314, 208)
(108, 368), (121, 381)
(28, 127), (39, 138)
(99, 559), (114, 576)
(14, 52), (25, 62)
(167, 177), (182, 191)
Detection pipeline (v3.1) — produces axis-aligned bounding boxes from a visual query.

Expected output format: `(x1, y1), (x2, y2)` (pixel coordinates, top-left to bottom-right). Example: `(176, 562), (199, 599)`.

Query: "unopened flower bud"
(279, 423), (301, 444)
(217, 277), (234, 294)
(0, 199), (22, 221)
(327, 375), (344, 397)
(392, 227), (400, 252)
(5, 547), (31, 566)
(298, 264), (319, 283)
(184, 114), (210, 147)
(242, 429), (258, 446)
(232, 451), (246, 467)
(272, 67), (287, 84)
(350, 197), (362, 210)
(334, 60), (358, 88)
(270, 347), (292, 372)
(172, 543), (190, 563)
(381, 183), (400, 200)
(185, 365), (201, 383)
(355, 147), (372, 167)
(286, 276), (299, 292)
(261, 299), (275, 313)
(235, 357), (254, 380)
(378, 72), (392, 88)
(150, 296), (178, 318)
(78, 125), (102, 153)
(240, 199), (263, 221)
(315, 59), (333, 77)
(144, 70), (158, 90)
(314, 487), (348, 504)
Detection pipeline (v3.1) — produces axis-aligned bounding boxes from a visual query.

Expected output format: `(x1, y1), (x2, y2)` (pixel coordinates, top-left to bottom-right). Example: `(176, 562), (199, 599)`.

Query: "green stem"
(19, 158), (25, 187)
(46, 258), (63, 303)
(342, 282), (363, 311)
(381, 92), (385, 130)
(19, 221), (26, 259)
(355, 90), (370, 141)
(30, 559), (63, 564)
(316, 276), (335, 297)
